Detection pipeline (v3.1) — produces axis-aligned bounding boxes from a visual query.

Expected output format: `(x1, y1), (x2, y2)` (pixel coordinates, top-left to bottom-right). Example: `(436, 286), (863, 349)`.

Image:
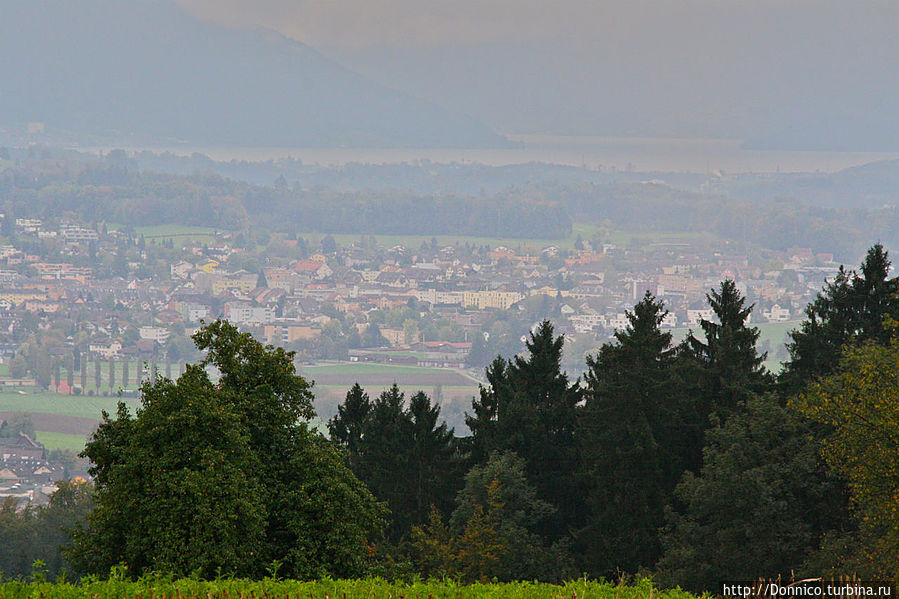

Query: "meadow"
(0, 360), (482, 450)
(0, 576), (699, 599)
(120, 224), (221, 245)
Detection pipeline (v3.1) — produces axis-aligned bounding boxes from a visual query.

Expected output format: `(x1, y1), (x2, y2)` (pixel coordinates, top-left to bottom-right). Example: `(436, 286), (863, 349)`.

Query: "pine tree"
(331, 384), (463, 542)
(781, 244), (899, 394)
(687, 279), (772, 420)
(358, 384), (412, 541)
(329, 383), (372, 469)
(466, 356), (510, 464)
(465, 320), (582, 540)
(406, 391), (463, 527)
(578, 292), (683, 575)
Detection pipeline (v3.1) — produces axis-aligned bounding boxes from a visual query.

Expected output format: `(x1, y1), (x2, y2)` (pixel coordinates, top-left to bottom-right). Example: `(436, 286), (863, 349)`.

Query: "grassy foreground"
(0, 577), (699, 599)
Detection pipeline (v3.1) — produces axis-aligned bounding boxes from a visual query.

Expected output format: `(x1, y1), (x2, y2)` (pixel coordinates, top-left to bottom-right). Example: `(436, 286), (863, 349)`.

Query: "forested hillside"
(3, 150), (899, 255)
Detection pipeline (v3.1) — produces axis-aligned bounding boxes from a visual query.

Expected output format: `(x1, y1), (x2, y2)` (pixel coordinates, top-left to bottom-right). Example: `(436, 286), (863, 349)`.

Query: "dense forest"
(2, 246), (897, 588)
(4, 150), (899, 258)
(0, 155), (570, 239)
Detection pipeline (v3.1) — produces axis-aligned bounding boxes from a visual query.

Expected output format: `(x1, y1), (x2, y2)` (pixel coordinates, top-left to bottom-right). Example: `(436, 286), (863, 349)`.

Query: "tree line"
(0, 162), (572, 239)
(1, 246), (897, 587)
(331, 244), (899, 586)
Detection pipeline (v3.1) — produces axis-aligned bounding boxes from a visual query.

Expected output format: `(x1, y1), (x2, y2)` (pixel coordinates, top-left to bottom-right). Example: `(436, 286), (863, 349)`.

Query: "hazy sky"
(176, 0), (897, 51)
(176, 0), (899, 144)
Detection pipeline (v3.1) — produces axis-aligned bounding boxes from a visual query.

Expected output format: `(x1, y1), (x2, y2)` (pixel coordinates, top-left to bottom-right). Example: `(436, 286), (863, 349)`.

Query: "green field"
(116, 224), (221, 245)
(0, 577), (695, 599)
(295, 223), (722, 255)
(33, 431), (90, 452)
(0, 392), (138, 420)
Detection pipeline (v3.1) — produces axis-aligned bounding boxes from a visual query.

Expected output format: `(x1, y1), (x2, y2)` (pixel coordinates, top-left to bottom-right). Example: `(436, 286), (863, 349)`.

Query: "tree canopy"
(69, 321), (384, 579)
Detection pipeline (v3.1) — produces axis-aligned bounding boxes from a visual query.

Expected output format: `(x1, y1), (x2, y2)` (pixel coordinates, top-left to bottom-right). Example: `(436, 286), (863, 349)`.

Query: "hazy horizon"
(177, 0), (899, 150)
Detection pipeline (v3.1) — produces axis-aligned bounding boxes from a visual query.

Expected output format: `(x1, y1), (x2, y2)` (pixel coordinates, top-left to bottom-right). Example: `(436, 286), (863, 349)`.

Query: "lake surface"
(79, 136), (899, 174)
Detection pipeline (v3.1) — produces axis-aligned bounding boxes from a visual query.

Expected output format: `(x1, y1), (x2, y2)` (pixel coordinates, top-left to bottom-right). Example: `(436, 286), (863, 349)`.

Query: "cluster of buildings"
(0, 215), (841, 373)
(0, 431), (67, 506)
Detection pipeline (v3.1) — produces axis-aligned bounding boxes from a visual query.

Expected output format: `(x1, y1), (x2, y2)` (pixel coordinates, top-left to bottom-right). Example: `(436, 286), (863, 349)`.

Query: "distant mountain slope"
(0, 0), (508, 148)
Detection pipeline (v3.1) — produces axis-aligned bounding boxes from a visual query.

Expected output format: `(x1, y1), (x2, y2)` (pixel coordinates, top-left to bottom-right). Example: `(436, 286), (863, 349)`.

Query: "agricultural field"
(295, 223), (720, 255)
(0, 360), (482, 448)
(32, 431), (91, 453)
(0, 392), (138, 421)
(0, 390), (140, 451)
(0, 577), (698, 599)
(122, 224), (221, 245)
(0, 360), (181, 451)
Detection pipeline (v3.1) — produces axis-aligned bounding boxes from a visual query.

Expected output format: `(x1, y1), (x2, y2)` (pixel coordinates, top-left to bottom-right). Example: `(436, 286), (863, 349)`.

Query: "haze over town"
(0, 0), (897, 594)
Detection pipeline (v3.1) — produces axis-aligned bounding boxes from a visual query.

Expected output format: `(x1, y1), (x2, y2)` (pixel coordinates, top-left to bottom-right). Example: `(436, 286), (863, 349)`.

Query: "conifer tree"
(465, 320), (582, 540)
(407, 390), (462, 526)
(329, 383), (372, 469)
(412, 451), (575, 583)
(781, 244), (899, 394)
(655, 395), (831, 592)
(331, 384), (463, 542)
(578, 292), (683, 575)
(687, 279), (772, 420)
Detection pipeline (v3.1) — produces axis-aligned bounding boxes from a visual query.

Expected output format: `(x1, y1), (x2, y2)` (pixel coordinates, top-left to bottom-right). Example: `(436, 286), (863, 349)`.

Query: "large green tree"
(328, 383), (372, 469)
(796, 339), (899, 578)
(70, 366), (267, 577)
(70, 321), (384, 579)
(655, 395), (836, 592)
(687, 279), (772, 420)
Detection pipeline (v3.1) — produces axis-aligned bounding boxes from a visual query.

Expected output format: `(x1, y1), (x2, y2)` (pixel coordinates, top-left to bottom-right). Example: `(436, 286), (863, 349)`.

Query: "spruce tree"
(781, 244), (899, 394)
(407, 391), (462, 527)
(687, 279), (772, 420)
(465, 320), (582, 540)
(332, 384), (464, 542)
(466, 356), (510, 464)
(359, 384), (413, 541)
(578, 292), (683, 575)
(329, 383), (372, 469)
